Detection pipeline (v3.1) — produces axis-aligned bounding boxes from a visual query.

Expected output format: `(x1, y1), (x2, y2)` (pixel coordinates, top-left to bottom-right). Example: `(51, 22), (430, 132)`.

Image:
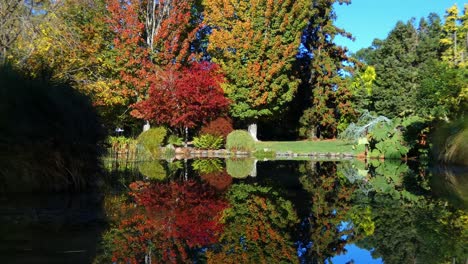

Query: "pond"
(1, 159), (467, 264)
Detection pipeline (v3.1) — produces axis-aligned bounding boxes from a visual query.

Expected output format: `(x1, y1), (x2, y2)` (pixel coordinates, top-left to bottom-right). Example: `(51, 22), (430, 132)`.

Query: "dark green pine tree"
(297, 0), (356, 139)
(364, 20), (421, 118)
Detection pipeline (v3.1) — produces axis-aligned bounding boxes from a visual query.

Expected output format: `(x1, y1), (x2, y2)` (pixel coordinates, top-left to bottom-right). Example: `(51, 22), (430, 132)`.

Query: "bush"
(167, 134), (184, 146)
(200, 117), (234, 139)
(137, 127), (167, 158)
(226, 130), (255, 152)
(226, 158), (255, 178)
(193, 134), (224, 149)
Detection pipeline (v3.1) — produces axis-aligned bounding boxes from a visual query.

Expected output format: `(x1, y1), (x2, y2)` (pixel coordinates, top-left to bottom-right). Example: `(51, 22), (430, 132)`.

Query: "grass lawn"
(255, 140), (364, 154)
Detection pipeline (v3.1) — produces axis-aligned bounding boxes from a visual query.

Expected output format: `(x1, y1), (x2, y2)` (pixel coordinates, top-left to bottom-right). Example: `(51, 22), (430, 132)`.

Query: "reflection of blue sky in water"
(328, 244), (382, 264)
(324, 221), (382, 263)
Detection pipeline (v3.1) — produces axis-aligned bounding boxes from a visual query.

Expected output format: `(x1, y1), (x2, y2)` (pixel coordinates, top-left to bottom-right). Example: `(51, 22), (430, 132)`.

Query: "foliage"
(206, 183), (299, 263)
(297, 0), (356, 139)
(226, 130), (255, 152)
(131, 62), (230, 131)
(200, 117), (234, 140)
(353, 11), (467, 121)
(137, 161), (167, 181)
(203, 0), (309, 122)
(367, 122), (409, 159)
(339, 110), (391, 141)
(192, 158), (224, 174)
(192, 134), (224, 150)
(226, 158), (256, 179)
(9, 0), (130, 130)
(167, 134), (184, 147)
(349, 65), (377, 113)
(440, 4), (468, 66)
(417, 61), (468, 119)
(137, 127), (167, 158)
(108, 136), (137, 154)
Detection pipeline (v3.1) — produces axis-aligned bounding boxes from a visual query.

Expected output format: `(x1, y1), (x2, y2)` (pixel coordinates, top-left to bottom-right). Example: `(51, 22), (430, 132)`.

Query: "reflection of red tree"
(109, 180), (228, 263)
(200, 170), (233, 191)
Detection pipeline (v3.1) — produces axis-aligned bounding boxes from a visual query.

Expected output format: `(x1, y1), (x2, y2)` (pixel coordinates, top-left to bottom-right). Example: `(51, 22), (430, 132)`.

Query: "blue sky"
(333, 0), (463, 54)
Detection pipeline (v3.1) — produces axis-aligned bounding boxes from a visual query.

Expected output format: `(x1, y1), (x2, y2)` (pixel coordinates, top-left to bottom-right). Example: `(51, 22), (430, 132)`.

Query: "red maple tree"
(132, 62), (230, 131)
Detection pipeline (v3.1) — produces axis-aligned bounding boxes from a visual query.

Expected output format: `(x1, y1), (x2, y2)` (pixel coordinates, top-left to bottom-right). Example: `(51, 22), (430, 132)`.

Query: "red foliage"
(200, 117), (234, 139)
(132, 62), (230, 129)
(200, 170), (233, 191)
(108, 180), (229, 263)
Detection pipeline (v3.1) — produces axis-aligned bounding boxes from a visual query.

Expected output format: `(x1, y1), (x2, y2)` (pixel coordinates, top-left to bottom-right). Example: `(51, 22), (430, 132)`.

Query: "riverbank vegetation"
(0, 0), (467, 192)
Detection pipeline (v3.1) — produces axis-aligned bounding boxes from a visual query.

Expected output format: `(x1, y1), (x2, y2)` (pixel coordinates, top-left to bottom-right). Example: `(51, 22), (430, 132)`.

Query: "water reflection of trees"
(96, 159), (468, 263)
(97, 180), (228, 263)
(206, 183), (299, 263)
(298, 161), (360, 263)
(350, 161), (468, 264)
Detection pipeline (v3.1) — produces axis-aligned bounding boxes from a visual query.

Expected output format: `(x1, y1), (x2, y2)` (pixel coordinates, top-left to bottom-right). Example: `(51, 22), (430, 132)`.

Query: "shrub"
(167, 134), (184, 146)
(193, 134), (224, 149)
(226, 158), (255, 178)
(226, 130), (255, 152)
(137, 127), (167, 158)
(200, 117), (234, 139)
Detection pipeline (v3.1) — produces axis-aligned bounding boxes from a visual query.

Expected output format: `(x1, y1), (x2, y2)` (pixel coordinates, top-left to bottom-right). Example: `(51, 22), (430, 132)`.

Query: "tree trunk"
(250, 160), (258, 177)
(248, 123), (258, 141)
(184, 126), (188, 147)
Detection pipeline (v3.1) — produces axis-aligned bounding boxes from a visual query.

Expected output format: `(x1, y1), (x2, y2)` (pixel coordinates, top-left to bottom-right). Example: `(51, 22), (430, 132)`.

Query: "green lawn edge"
(255, 140), (364, 155)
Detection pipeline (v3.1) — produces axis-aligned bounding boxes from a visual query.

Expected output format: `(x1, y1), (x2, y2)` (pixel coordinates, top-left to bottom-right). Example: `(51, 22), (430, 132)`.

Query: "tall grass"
(0, 66), (105, 192)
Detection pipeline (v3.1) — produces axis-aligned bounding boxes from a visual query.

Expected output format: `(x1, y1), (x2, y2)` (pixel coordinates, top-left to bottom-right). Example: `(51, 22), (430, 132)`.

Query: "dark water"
(1, 159), (467, 264)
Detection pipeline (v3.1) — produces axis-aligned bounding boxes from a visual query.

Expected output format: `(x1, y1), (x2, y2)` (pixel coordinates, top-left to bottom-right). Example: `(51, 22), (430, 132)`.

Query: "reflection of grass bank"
(255, 140), (363, 155)
(0, 67), (104, 192)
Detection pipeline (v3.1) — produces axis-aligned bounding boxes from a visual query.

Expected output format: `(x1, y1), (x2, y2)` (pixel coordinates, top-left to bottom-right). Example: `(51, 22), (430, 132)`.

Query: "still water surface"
(1, 159), (467, 263)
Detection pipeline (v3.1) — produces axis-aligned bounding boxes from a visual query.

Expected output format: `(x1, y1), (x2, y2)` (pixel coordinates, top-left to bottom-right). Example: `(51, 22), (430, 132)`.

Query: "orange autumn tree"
(203, 0), (309, 139)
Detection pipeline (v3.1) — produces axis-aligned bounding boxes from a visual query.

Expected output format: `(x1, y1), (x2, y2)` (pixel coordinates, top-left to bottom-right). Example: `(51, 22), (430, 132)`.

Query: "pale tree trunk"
(248, 123), (258, 141)
(250, 160), (257, 177)
(184, 126), (188, 147)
